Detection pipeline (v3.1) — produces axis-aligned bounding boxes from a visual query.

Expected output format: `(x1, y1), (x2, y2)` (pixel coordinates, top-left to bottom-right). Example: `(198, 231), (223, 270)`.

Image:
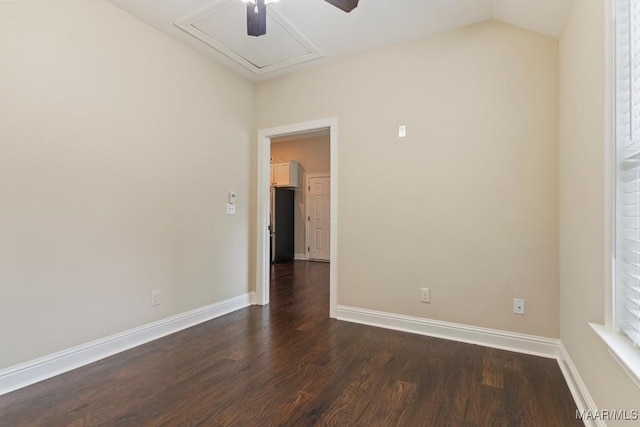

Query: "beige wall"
(559, 0), (640, 419)
(256, 21), (560, 337)
(271, 135), (330, 255)
(0, 1), (253, 369)
(4, 1), (637, 415)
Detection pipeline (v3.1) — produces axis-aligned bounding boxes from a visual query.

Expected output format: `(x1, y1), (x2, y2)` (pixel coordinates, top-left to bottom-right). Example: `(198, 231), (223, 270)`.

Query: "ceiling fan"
(241, 0), (360, 37)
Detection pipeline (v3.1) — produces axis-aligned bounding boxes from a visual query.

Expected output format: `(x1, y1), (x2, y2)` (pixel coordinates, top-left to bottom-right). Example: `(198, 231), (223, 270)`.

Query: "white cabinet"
(270, 161), (299, 188)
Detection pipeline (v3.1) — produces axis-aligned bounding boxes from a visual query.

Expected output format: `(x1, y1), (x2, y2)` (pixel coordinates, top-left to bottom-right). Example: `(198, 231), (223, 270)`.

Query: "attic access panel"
(175, 0), (323, 76)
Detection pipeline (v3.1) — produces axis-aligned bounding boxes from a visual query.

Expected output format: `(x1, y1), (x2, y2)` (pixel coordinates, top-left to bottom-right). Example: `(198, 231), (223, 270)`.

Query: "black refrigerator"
(271, 187), (295, 263)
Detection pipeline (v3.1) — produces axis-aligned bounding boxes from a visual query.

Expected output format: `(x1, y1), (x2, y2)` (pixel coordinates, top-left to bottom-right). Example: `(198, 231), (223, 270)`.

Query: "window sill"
(590, 323), (640, 388)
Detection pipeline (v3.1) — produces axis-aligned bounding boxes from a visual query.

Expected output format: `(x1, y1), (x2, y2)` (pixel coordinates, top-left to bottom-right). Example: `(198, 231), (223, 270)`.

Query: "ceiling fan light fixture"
(246, 0), (267, 36)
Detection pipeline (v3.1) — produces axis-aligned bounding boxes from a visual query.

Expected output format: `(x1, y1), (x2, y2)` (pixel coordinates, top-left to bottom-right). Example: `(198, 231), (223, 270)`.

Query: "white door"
(307, 175), (330, 261)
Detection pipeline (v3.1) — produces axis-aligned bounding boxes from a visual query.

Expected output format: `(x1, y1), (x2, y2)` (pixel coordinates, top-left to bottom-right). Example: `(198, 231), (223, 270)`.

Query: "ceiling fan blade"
(247, 0), (267, 37)
(324, 0), (359, 13)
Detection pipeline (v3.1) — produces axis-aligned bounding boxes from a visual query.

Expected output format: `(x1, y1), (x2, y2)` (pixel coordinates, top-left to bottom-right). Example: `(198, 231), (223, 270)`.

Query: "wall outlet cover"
(420, 287), (430, 303)
(151, 290), (161, 307)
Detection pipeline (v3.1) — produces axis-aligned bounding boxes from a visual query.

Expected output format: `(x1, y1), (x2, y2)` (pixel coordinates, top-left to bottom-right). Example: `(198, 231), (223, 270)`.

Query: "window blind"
(617, 0), (640, 347)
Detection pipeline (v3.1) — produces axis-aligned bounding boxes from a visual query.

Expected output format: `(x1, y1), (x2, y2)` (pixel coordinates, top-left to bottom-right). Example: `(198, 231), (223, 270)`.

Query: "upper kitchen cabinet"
(271, 161), (300, 188)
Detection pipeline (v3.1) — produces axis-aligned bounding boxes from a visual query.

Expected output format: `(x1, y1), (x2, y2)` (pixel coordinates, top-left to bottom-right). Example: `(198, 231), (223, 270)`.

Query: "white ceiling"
(109, 0), (573, 81)
(174, 0), (324, 75)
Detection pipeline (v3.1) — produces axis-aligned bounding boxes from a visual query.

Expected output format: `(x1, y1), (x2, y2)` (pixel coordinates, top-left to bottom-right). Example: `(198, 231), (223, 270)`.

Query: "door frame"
(255, 117), (338, 318)
(306, 173), (331, 262)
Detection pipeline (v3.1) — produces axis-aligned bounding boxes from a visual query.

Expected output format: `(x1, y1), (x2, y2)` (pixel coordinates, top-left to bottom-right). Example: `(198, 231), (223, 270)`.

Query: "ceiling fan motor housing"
(246, 0), (359, 37)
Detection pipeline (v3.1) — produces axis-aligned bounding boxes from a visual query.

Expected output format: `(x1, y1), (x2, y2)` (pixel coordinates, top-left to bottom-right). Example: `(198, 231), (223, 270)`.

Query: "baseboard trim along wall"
(557, 342), (603, 427)
(1, 297), (597, 419)
(0, 293), (253, 397)
(336, 305), (559, 358)
(336, 305), (598, 421)
(294, 253), (307, 261)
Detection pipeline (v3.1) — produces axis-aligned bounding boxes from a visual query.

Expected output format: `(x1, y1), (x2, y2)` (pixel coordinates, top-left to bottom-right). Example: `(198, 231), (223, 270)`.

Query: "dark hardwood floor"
(0, 261), (581, 426)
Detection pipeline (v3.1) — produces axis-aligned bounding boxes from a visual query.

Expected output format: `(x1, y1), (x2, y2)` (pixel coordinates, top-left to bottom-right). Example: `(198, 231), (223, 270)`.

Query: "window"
(615, 0), (640, 347)
(596, 0), (640, 386)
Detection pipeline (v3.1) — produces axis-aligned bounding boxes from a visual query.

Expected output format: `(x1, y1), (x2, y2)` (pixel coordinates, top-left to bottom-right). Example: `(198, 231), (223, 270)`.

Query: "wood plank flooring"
(0, 261), (582, 426)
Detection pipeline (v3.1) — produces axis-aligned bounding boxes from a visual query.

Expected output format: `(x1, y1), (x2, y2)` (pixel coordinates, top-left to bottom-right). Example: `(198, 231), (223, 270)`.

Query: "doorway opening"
(255, 118), (338, 317)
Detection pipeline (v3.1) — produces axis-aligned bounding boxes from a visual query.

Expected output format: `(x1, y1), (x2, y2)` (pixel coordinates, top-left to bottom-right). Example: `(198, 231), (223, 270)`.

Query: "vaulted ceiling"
(109, 0), (573, 80)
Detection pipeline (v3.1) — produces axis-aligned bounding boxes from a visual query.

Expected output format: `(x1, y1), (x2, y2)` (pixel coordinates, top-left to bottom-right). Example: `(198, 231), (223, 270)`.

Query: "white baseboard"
(337, 305), (604, 422)
(557, 342), (603, 427)
(2, 297), (600, 425)
(294, 253), (307, 260)
(336, 305), (559, 359)
(0, 293), (252, 396)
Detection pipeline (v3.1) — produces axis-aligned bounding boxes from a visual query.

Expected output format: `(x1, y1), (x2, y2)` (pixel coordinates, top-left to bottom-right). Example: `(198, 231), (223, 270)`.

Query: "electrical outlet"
(514, 298), (525, 315)
(151, 290), (160, 307)
(420, 288), (430, 303)
(226, 203), (236, 215)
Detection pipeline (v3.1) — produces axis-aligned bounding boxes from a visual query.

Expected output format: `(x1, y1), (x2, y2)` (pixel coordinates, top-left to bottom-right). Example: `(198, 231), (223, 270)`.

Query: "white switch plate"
(399, 125), (407, 138)
(226, 203), (236, 215)
(228, 191), (237, 204)
(514, 298), (525, 315)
